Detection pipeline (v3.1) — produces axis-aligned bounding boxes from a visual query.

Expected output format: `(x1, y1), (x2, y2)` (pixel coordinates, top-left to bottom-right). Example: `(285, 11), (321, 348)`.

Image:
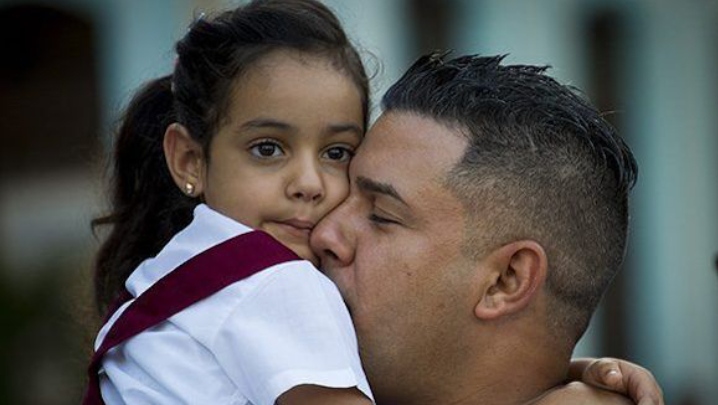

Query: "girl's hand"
(570, 357), (664, 405)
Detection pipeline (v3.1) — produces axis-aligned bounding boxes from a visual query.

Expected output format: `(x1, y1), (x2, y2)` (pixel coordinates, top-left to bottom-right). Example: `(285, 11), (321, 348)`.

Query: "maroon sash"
(83, 231), (299, 404)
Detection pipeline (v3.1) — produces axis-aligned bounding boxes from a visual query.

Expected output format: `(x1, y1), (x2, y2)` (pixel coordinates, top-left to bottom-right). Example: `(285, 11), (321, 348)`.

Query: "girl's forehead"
(232, 55), (361, 103)
(237, 49), (342, 85)
(211, 52), (364, 140)
(212, 50), (362, 131)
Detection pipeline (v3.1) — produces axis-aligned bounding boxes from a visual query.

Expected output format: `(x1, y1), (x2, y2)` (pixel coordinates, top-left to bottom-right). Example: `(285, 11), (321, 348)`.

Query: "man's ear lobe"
(474, 240), (547, 320)
(163, 123), (205, 196)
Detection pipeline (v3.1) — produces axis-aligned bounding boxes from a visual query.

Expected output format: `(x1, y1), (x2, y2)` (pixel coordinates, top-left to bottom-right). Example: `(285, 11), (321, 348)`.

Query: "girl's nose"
(287, 157), (324, 203)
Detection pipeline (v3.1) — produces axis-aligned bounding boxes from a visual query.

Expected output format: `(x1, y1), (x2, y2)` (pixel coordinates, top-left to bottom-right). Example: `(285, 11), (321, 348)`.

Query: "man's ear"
(474, 240), (547, 320)
(163, 123), (205, 197)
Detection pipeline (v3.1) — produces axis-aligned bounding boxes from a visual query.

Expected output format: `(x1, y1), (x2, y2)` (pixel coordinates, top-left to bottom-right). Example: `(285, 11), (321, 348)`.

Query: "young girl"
(86, 0), (662, 404)
(88, 1), (372, 404)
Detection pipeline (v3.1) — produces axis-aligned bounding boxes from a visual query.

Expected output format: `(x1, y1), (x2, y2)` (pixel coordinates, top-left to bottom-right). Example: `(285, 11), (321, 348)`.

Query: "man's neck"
(401, 332), (571, 405)
(479, 349), (571, 404)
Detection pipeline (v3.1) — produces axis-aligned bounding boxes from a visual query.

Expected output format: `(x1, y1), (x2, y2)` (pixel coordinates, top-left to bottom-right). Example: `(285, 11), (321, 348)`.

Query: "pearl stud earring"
(184, 182), (195, 196)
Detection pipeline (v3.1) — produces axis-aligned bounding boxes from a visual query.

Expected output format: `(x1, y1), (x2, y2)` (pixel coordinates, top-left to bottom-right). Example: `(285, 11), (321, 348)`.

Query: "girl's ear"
(473, 240), (548, 320)
(163, 123), (205, 197)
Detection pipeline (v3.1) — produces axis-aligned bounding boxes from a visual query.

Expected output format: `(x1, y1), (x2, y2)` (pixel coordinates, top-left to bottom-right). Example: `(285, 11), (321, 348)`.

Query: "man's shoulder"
(534, 381), (633, 405)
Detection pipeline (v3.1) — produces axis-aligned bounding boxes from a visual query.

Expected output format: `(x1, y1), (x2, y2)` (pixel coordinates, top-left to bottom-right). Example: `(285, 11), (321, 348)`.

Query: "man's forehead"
(350, 111), (467, 191)
(357, 112), (466, 162)
(351, 113), (411, 176)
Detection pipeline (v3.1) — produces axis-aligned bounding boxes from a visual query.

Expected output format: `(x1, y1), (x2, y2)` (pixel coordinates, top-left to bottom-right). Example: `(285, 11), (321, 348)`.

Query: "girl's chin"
(291, 245), (320, 267)
(260, 223), (319, 266)
(274, 236), (319, 266)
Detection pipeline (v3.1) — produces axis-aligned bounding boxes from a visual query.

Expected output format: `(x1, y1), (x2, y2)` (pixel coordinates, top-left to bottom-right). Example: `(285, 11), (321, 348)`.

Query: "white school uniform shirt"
(95, 204), (373, 405)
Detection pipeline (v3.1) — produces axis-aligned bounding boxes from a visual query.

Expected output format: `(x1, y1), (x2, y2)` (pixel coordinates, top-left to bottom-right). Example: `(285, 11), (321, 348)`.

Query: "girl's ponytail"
(92, 76), (195, 315)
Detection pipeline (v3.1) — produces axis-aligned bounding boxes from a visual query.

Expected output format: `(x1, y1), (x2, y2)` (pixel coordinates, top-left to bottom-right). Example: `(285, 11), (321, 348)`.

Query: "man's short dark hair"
(382, 52), (638, 344)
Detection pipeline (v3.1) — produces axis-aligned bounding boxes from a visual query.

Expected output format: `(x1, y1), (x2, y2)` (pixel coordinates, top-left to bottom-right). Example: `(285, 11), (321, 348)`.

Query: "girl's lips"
(280, 218), (315, 230)
(272, 219), (315, 240)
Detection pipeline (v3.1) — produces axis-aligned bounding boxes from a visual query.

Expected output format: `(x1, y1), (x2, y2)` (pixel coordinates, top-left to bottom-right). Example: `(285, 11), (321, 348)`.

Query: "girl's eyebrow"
(240, 118), (292, 131)
(327, 123), (363, 136)
(238, 119), (361, 136)
(239, 119), (363, 142)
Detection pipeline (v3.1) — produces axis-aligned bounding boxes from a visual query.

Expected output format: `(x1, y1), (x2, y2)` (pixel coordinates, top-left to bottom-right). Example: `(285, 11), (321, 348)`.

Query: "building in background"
(0, 0), (715, 403)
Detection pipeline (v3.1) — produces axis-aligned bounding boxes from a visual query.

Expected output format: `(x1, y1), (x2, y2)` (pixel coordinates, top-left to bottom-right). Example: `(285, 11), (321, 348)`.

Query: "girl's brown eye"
(258, 144), (277, 156)
(323, 146), (354, 162)
(249, 141), (283, 158)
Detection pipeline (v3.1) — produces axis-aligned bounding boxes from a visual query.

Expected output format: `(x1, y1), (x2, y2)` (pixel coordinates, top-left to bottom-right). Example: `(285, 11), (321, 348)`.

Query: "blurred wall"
(0, 0), (715, 404)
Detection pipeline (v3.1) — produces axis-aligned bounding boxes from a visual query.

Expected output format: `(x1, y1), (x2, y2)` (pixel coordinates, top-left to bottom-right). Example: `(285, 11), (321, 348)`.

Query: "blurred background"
(0, 0), (716, 403)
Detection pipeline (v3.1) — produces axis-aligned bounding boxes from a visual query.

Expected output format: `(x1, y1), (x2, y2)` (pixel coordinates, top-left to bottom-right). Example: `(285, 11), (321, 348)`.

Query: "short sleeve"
(211, 261), (374, 405)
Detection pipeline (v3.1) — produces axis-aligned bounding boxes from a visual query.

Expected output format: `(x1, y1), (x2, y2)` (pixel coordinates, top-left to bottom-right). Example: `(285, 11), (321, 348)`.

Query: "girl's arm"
(277, 386), (372, 405)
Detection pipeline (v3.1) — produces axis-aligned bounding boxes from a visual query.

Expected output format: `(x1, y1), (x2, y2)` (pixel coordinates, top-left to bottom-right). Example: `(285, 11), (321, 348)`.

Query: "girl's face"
(201, 50), (364, 265)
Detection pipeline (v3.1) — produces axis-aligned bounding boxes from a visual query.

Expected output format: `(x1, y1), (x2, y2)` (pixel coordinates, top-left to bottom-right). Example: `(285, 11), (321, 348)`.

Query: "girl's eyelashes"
(247, 139), (356, 162)
(248, 139), (284, 159)
(322, 145), (355, 162)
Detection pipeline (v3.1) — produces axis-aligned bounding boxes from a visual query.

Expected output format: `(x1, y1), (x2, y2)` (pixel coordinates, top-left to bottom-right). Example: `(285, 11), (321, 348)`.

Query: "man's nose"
(311, 201), (355, 269)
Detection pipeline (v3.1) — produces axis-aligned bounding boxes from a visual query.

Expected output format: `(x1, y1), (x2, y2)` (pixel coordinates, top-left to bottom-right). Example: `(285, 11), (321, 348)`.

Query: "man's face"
(311, 111), (479, 398)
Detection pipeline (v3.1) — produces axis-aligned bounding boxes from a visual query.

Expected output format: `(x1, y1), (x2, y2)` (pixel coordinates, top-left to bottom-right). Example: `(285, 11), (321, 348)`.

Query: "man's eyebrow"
(356, 176), (408, 206)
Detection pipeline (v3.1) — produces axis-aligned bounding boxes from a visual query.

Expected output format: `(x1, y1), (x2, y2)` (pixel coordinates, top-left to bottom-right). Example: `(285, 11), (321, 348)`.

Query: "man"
(311, 53), (656, 404)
